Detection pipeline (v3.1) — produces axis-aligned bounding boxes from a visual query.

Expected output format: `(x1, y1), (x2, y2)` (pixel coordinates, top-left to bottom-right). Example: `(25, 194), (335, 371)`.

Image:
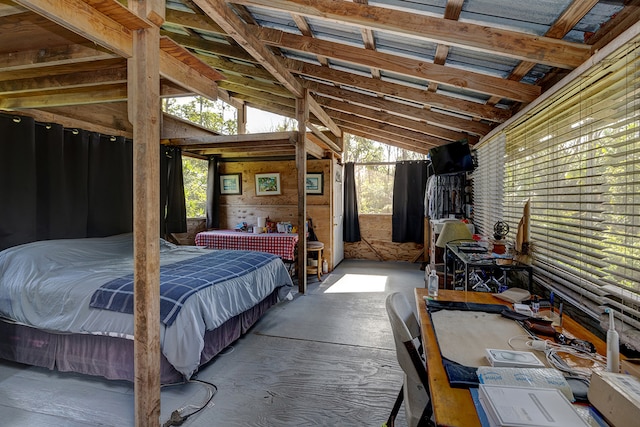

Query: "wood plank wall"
(218, 158), (334, 269)
(344, 214), (424, 262)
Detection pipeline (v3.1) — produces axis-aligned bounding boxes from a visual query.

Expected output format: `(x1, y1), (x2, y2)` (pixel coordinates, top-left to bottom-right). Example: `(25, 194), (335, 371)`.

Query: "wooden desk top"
(414, 289), (606, 427)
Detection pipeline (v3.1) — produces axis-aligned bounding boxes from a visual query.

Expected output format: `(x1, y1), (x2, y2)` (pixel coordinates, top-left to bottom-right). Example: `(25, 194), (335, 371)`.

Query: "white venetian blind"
(472, 134), (505, 236)
(502, 40), (640, 346)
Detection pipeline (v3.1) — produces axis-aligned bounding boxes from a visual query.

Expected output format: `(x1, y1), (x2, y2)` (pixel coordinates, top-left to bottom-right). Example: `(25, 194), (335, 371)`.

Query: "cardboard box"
(588, 372), (640, 427)
(621, 359), (640, 379)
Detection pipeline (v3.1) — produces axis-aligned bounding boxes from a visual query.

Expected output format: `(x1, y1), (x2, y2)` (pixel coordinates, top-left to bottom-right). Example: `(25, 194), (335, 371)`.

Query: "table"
(414, 289), (606, 427)
(444, 241), (533, 292)
(195, 230), (299, 260)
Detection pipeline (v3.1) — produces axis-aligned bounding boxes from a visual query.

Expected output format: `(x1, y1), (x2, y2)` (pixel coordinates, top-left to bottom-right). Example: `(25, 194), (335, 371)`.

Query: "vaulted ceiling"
(1, 0), (639, 157)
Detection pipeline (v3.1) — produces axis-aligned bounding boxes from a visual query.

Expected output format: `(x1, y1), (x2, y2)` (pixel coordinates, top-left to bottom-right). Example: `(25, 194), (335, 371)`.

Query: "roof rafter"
(255, 26), (541, 103)
(192, 0), (304, 98)
(232, 0), (591, 69)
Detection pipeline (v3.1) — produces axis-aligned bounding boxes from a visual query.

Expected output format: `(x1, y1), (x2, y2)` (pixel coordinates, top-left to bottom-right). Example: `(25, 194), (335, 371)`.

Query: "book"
(478, 384), (590, 427)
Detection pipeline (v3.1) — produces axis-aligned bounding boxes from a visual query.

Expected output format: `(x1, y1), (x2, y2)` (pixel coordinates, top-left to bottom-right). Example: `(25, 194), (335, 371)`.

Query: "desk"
(414, 289), (606, 427)
(444, 241), (533, 292)
(195, 230), (299, 260)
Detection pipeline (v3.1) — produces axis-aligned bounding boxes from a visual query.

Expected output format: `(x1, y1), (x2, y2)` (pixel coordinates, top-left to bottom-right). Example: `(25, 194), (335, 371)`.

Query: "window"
(472, 133), (505, 236)
(476, 39), (640, 349)
(354, 163), (395, 214)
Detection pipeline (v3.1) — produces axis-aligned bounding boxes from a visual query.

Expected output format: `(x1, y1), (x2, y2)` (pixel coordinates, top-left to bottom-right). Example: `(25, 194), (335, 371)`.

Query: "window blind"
(472, 134), (505, 236)
(501, 40), (640, 349)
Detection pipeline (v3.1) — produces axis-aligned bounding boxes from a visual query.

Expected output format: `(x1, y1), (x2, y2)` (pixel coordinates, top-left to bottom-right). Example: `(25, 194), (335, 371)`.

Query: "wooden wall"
(344, 215), (424, 262)
(218, 158), (334, 270)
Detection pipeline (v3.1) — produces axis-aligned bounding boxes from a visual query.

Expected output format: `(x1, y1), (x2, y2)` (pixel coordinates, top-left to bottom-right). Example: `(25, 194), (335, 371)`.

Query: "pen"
(550, 291), (554, 316)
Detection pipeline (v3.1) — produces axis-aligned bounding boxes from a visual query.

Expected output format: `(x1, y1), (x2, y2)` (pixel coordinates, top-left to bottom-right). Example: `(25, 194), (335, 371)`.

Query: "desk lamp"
(435, 221), (473, 248)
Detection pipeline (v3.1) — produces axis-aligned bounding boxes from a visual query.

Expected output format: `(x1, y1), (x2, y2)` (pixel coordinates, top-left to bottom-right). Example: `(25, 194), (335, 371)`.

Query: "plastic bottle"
(427, 269), (439, 298)
(322, 259), (328, 274)
(606, 309), (620, 373)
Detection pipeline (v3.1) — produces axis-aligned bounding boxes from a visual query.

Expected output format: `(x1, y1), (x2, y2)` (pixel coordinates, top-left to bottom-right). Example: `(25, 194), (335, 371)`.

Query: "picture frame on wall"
(255, 173), (281, 196)
(220, 173), (242, 195)
(306, 172), (323, 195)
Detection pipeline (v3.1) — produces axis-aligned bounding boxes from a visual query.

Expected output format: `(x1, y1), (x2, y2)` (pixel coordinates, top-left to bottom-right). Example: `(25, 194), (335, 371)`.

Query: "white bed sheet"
(0, 234), (293, 378)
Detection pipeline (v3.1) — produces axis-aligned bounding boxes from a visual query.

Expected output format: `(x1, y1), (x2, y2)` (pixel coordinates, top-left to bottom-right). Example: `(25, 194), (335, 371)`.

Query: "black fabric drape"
(35, 124), (90, 240)
(392, 161), (428, 243)
(343, 162), (361, 242)
(206, 156), (221, 229)
(87, 134), (133, 237)
(161, 146), (187, 236)
(0, 115), (37, 250)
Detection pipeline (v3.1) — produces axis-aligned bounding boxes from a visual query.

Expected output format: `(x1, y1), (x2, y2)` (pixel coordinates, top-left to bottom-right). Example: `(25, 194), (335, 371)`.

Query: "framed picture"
(255, 173), (281, 196)
(220, 173), (242, 195)
(306, 172), (323, 195)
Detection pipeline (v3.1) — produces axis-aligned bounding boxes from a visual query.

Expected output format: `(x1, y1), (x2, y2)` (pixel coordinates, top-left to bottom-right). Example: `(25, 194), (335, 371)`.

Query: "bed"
(0, 234), (293, 384)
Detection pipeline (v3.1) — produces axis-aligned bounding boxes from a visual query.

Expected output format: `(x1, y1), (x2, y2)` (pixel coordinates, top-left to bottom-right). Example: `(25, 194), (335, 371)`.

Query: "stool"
(306, 241), (324, 281)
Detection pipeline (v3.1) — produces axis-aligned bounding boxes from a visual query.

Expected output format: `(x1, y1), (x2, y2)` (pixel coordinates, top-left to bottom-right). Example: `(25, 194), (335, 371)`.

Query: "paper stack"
(478, 384), (589, 427)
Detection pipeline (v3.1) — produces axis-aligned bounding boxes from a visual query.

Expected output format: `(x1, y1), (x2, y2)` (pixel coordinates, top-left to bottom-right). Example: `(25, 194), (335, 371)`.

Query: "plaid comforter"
(89, 250), (278, 326)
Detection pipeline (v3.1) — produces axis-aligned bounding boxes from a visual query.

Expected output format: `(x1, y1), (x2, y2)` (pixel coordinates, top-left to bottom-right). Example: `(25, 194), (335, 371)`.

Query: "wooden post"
(296, 93), (308, 294)
(237, 102), (247, 134)
(128, 1), (163, 426)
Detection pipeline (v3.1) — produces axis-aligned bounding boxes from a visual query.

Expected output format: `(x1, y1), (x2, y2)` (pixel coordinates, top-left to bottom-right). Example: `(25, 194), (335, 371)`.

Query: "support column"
(296, 93), (308, 294)
(237, 102), (247, 134)
(128, 1), (163, 426)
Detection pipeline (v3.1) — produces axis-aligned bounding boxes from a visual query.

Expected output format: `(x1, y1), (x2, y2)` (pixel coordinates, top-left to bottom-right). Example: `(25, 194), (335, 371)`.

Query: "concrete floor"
(0, 259), (425, 426)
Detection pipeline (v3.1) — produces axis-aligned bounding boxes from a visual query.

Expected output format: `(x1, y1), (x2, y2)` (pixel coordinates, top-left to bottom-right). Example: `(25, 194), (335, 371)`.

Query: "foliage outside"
(343, 134), (426, 214)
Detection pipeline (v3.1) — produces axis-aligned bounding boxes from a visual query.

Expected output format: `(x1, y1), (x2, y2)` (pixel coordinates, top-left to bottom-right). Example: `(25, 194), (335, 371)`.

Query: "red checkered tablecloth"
(194, 230), (299, 260)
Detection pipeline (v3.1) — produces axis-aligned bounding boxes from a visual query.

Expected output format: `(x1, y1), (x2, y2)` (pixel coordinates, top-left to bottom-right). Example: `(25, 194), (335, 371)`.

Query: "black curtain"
(343, 162), (361, 242)
(206, 156), (221, 229)
(0, 115), (37, 250)
(392, 160), (428, 243)
(87, 134), (133, 237)
(161, 146), (187, 236)
(35, 124), (90, 240)
(0, 113), (193, 251)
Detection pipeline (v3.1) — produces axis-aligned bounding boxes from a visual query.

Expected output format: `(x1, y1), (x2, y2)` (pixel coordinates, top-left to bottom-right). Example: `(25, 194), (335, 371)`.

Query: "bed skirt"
(0, 289), (279, 384)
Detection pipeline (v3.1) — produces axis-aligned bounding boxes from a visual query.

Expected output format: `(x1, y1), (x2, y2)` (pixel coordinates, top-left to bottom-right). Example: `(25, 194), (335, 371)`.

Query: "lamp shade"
(435, 221), (473, 248)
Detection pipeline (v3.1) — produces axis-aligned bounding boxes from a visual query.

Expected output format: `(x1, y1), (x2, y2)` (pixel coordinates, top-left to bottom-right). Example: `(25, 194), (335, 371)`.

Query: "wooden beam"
(308, 83), (492, 136)
(219, 82), (295, 108)
(0, 43), (118, 72)
(159, 38), (221, 100)
(315, 96), (472, 142)
(161, 113), (221, 139)
(329, 110), (445, 149)
(192, 0), (305, 98)
(127, 7), (162, 427)
(194, 53), (274, 81)
(235, 0), (591, 69)
(218, 75), (293, 99)
(307, 91), (341, 137)
(256, 26), (541, 103)
(173, 131), (297, 145)
(284, 59), (511, 123)
(337, 122), (431, 155)
(306, 121), (341, 153)
(160, 31), (258, 63)
(14, 0), (144, 58)
(0, 66), (127, 95)
(0, 84), (128, 109)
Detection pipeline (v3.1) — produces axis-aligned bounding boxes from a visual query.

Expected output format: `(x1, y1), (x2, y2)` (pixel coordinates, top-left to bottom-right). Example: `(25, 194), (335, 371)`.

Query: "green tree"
(182, 157), (208, 218)
(163, 97), (237, 134)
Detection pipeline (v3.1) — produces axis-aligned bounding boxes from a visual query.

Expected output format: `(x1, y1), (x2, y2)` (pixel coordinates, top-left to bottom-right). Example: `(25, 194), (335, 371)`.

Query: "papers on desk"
(478, 384), (590, 427)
